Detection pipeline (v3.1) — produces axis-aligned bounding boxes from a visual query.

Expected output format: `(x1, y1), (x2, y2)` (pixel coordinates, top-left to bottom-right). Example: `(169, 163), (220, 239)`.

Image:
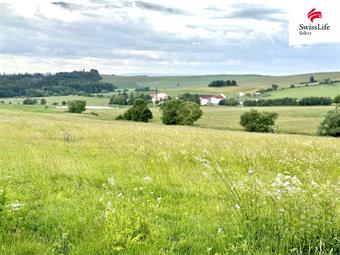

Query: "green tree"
(309, 76), (316, 83)
(23, 98), (38, 105)
(333, 95), (340, 104)
(40, 98), (47, 105)
(160, 100), (202, 125)
(117, 99), (153, 122)
(240, 109), (278, 133)
(317, 106), (340, 137)
(67, 100), (86, 113)
(271, 84), (279, 90)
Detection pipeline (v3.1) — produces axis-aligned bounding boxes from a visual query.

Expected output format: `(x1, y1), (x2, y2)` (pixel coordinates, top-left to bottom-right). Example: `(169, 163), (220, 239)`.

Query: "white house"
(199, 94), (226, 106)
(151, 92), (169, 104)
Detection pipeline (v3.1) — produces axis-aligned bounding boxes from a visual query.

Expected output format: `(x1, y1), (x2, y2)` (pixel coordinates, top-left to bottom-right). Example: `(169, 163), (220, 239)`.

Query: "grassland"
(0, 107), (339, 254)
(102, 72), (340, 96)
(0, 104), (333, 135)
(263, 83), (340, 99)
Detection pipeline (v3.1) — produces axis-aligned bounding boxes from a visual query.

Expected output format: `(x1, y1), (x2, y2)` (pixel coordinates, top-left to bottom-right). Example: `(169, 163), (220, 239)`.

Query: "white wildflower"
(217, 227), (223, 234)
(143, 176), (152, 182)
(248, 169), (254, 175)
(108, 177), (115, 187)
(117, 193), (124, 198)
(7, 201), (23, 211)
(234, 204), (241, 209)
(157, 197), (162, 203)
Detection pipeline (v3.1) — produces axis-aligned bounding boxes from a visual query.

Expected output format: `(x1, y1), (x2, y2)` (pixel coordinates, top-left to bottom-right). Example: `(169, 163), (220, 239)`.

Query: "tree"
(23, 98), (37, 105)
(309, 76), (316, 83)
(333, 95), (340, 104)
(318, 106), (340, 137)
(160, 99), (202, 125)
(240, 109), (278, 133)
(67, 100), (86, 113)
(272, 84), (279, 90)
(40, 98), (47, 105)
(117, 99), (153, 122)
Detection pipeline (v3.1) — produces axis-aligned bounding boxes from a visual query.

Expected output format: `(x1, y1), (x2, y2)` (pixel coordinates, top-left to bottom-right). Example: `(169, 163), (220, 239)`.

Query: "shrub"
(160, 100), (202, 125)
(240, 109), (278, 133)
(208, 80), (238, 87)
(333, 95), (340, 104)
(317, 106), (340, 137)
(23, 98), (38, 105)
(219, 98), (239, 106)
(117, 99), (153, 122)
(40, 99), (47, 105)
(67, 100), (86, 113)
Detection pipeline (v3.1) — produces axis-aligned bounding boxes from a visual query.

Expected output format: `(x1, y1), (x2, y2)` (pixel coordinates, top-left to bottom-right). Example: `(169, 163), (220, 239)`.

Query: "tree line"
(0, 70), (116, 98)
(243, 97), (333, 107)
(208, 80), (237, 87)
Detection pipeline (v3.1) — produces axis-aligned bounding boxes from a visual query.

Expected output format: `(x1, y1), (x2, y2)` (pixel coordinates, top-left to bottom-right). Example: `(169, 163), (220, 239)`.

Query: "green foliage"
(0, 70), (116, 98)
(117, 99), (153, 122)
(23, 98), (38, 105)
(244, 97), (332, 107)
(109, 92), (150, 105)
(318, 106), (340, 137)
(178, 93), (201, 104)
(333, 95), (340, 104)
(161, 100), (203, 125)
(67, 100), (86, 114)
(208, 80), (238, 87)
(219, 98), (239, 106)
(272, 84), (279, 90)
(309, 75), (316, 83)
(40, 98), (47, 105)
(240, 109), (278, 133)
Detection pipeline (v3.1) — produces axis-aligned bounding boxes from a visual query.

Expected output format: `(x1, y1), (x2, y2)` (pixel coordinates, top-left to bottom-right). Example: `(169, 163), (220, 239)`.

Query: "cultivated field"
(0, 107), (339, 254)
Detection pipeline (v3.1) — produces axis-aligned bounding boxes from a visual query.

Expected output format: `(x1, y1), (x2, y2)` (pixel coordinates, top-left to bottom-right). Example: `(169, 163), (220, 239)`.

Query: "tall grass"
(0, 108), (339, 254)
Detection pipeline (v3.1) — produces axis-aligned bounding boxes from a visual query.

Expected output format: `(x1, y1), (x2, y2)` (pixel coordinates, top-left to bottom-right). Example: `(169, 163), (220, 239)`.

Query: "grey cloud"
(227, 5), (287, 22)
(51, 2), (85, 11)
(135, 1), (187, 15)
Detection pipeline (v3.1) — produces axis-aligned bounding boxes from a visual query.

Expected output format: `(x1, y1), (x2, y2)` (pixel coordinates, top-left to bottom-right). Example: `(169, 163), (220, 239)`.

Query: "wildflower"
(117, 193), (124, 198)
(7, 201), (23, 211)
(248, 169), (254, 175)
(143, 176), (152, 182)
(234, 204), (241, 209)
(157, 197), (162, 203)
(217, 227), (223, 234)
(108, 177), (115, 187)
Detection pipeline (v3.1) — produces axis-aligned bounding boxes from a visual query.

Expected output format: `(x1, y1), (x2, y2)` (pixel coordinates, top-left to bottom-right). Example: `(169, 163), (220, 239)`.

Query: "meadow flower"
(7, 201), (23, 211)
(248, 169), (254, 174)
(108, 177), (115, 187)
(117, 193), (124, 198)
(157, 197), (162, 203)
(234, 204), (241, 209)
(143, 176), (152, 182)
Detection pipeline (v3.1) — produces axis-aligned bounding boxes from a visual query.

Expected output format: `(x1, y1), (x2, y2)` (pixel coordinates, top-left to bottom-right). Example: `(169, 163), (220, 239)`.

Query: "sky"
(0, 0), (339, 75)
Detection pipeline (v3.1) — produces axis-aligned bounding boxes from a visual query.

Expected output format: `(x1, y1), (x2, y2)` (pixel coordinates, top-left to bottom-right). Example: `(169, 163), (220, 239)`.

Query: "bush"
(240, 109), (278, 133)
(219, 98), (239, 106)
(208, 80), (237, 87)
(117, 99), (153, 122)
(333, 95), (340, 104)
(67, 100), (86, 113)
(40, 99), (47, 105)
(317, 106), (340, 137)
(23, 98), (38, 105)
(160, 100), (202, 125)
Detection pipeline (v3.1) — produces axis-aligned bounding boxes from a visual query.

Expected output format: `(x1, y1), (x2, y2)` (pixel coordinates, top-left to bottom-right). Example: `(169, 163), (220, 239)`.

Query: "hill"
(102, 71), (340, 96)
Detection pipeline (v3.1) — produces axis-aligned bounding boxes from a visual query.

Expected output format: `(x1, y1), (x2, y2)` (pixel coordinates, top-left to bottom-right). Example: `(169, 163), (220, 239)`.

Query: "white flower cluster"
(271, 173), (303, 199)
(6, 201), (24, 211)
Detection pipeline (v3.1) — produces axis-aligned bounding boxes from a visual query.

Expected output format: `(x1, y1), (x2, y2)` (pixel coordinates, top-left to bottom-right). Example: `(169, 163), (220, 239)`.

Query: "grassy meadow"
(102, 72), (340, 96)
(0, 107), (339, 254)
(264, 83), (340, 99)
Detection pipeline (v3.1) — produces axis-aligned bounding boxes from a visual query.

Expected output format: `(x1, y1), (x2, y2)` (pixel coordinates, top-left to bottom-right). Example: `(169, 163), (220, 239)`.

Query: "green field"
(263, 83), (340, 99)
(0, 104), (333, 135)
(102, 72), (340, 96)
(0, 107), (339, 254)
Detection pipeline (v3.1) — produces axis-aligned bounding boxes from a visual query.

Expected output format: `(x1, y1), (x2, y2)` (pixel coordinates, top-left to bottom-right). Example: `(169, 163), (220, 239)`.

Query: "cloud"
(134, 1), (187, 15)
(227, 4), (287, 23)
(51, 1), (85, 11)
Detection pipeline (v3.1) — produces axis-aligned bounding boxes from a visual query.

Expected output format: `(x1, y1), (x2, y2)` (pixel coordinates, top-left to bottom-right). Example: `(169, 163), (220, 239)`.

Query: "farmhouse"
(199, 94), (226, 106)
(150, 92), (169, 104)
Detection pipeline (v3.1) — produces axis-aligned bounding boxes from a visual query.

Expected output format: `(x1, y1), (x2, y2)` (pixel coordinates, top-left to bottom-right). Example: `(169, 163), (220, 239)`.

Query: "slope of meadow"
(102, 72), (340, 96)
(0, 108), (339, 254)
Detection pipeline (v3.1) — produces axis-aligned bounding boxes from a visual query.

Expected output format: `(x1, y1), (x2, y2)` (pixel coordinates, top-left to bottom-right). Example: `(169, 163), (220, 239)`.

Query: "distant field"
(263, 83), (340, 99)
(1, 104), (332, 135)
(102, 72), (340, 96)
